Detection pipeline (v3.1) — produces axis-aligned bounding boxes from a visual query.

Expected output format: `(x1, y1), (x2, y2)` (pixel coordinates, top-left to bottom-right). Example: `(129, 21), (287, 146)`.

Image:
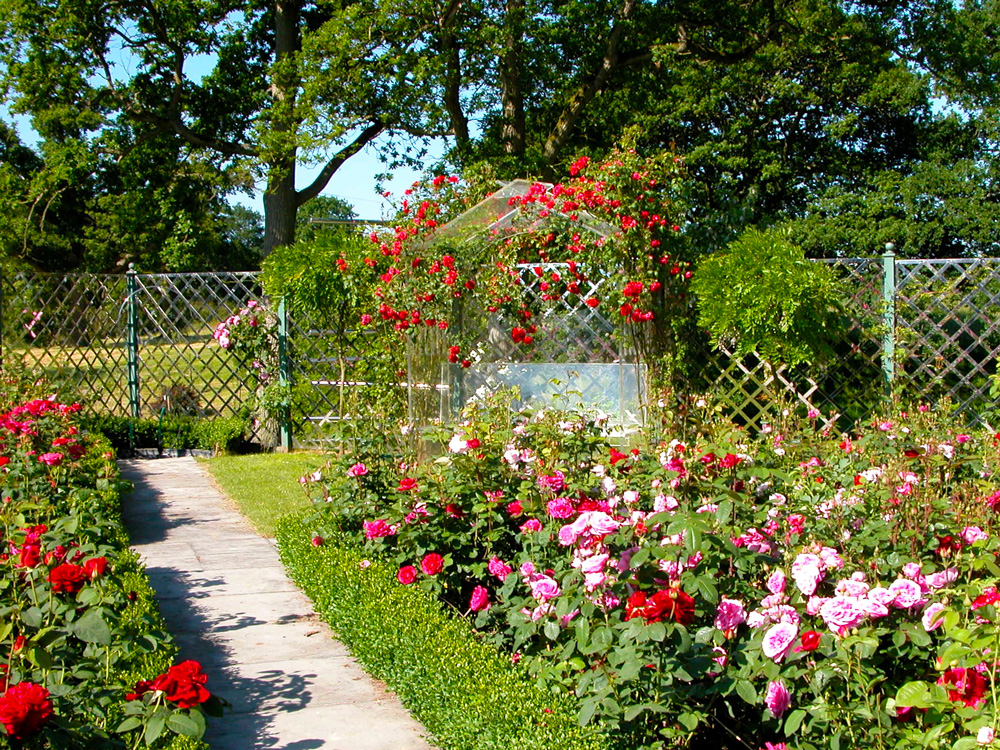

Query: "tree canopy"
(1, 0), (997, 265)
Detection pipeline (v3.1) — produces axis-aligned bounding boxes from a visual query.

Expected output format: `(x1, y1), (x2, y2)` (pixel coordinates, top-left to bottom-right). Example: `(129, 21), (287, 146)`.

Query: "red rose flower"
(397, 477), (418, 492)
(625, 588), (695, 625)
(397, 565), (418, 585)
(420, 553), (443, 576)
(15, 545), (40, 569)
(0, 681), (53, 739)
(83, 557), (108, 579)
(0, 457), (9, 467)
(938, 667), (987, 708)
(150, 661), (211, 709)
(795, 630), (822, 652)
(48, 563), (88, 594)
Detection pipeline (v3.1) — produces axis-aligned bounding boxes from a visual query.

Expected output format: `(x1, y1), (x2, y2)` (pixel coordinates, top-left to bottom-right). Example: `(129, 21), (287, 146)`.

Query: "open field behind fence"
(1, 254), (998, 448)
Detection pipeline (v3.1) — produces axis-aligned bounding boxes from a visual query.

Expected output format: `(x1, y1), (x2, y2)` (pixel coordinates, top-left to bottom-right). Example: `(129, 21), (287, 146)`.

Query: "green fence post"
(125, 266), (141, 452)
(881, 243), (896, 401)
(277, 297), (293, 451)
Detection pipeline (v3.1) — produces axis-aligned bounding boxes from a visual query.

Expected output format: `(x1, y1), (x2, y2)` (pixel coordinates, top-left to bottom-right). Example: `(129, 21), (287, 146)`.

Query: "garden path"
(119, 457), (435, 750)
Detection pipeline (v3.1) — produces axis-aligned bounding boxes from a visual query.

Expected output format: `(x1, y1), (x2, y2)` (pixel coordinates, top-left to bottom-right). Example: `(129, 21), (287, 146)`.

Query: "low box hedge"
(275, 511), (609, 750)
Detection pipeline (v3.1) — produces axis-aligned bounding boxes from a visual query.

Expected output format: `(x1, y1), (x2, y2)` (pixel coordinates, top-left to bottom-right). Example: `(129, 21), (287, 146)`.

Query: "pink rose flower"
(762, 622), (798, 662)
(792, 559), (824, 596)
(546, 498), (575, 519)
(537, 471), (565, 493)
(420, 553), (444, 576)
(962, 526), (988, 545)
(922, 602), (947, 631)
(925, 568), (958, 590)
(520, 519), (543, 534)
(347, 463), (368, 477)
(488, 556), (512, 581)
(889, 578), (924, 608)
(835, 578), (870, 597)
(765, 681), (791, 718)
(469, 585), (490, 611)
(38, 453), (63, 467)
(868, 587), (895, 606)
(397, 565), (417, 585)
(819, 596), (867, 634)
(767, 571), (786, 595)
(529, 575), (561, 602)
(653, 494), (679, 512)
(363, 519), (396, 539)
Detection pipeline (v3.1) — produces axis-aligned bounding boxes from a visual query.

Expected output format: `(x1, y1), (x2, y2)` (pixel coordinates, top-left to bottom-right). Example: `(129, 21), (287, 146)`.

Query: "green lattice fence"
(1, 256), (997, 447)
(895, 258), (1000, 424)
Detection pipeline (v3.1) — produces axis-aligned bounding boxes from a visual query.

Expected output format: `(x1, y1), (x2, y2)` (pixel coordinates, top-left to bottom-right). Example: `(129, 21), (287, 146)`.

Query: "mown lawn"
(201, 452), (327, 536)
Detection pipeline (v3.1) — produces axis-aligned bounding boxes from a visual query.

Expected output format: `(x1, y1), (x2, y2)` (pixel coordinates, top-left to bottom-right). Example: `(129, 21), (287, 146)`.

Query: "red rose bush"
(0, 376), (221, 748)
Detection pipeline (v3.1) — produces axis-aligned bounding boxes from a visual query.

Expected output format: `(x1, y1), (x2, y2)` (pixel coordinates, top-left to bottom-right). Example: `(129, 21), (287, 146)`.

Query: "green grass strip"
(276, 512), (609, 750)
(201, 452), (324, 537)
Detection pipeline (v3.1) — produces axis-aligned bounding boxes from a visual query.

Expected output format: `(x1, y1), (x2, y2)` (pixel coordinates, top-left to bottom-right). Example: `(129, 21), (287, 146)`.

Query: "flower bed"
(0, 385), (220, 748)
(297, 394), (1000, 750)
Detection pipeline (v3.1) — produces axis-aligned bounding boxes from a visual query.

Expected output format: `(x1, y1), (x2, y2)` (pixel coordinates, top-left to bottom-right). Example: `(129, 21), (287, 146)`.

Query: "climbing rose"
(0, 682), (53, 739)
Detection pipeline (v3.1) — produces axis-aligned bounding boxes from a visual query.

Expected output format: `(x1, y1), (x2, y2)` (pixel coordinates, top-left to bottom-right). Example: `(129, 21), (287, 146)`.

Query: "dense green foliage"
(80, 415), (248, 455)
(691, 228), (846, 367)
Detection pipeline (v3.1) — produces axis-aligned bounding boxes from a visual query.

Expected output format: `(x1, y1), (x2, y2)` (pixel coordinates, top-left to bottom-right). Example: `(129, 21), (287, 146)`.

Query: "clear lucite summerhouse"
(404, 179), (645, 435)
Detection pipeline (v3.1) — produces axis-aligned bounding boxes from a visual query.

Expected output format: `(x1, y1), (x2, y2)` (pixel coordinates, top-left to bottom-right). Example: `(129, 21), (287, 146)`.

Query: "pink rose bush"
(303, 395), (1000, 749)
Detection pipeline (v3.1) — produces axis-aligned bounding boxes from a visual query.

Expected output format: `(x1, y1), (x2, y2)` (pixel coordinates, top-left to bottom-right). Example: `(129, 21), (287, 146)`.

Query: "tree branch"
(127, 111), (259, 157)
(296, 119), (385, 207)
(542, 0), (638, 166)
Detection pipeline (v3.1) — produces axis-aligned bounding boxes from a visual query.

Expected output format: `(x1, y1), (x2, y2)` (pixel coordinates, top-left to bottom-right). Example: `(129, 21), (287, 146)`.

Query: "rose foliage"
(303, 393), (1000, 750)
(0, 370), (220, 749)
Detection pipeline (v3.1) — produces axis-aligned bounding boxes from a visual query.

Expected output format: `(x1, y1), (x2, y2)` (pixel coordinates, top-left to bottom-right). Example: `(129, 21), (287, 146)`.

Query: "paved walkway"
(119, 457), (434, 750)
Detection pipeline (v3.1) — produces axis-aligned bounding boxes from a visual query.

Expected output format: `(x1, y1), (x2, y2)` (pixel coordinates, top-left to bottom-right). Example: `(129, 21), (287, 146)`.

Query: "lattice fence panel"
(679, 258), (885, 432)
(895, 259), (1000, 423)
(437, 264), (642, 430)
(131, 273), (261, 418)
(2, 273), (130, 412)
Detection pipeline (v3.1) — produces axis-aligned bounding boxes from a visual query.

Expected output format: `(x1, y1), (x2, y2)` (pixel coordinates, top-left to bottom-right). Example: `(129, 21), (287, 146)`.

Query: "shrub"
(0, 394), (219, 748)
(691, 227), (846, 368)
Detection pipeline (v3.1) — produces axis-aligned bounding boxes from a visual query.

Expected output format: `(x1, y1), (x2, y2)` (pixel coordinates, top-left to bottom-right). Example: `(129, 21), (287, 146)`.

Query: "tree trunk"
(499, 0), (526, 158)
(262, 0), (301, 257)
(263, 165), (298, 255)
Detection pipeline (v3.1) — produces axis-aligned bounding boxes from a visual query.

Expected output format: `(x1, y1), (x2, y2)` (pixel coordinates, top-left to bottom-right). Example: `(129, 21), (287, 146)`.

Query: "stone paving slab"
(119, 457), (435, 750)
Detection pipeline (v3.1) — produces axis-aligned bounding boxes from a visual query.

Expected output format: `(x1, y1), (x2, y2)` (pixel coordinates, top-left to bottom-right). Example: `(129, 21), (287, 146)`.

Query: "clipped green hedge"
(276, 512), (609, 750)
(80, 414), (247, 454)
